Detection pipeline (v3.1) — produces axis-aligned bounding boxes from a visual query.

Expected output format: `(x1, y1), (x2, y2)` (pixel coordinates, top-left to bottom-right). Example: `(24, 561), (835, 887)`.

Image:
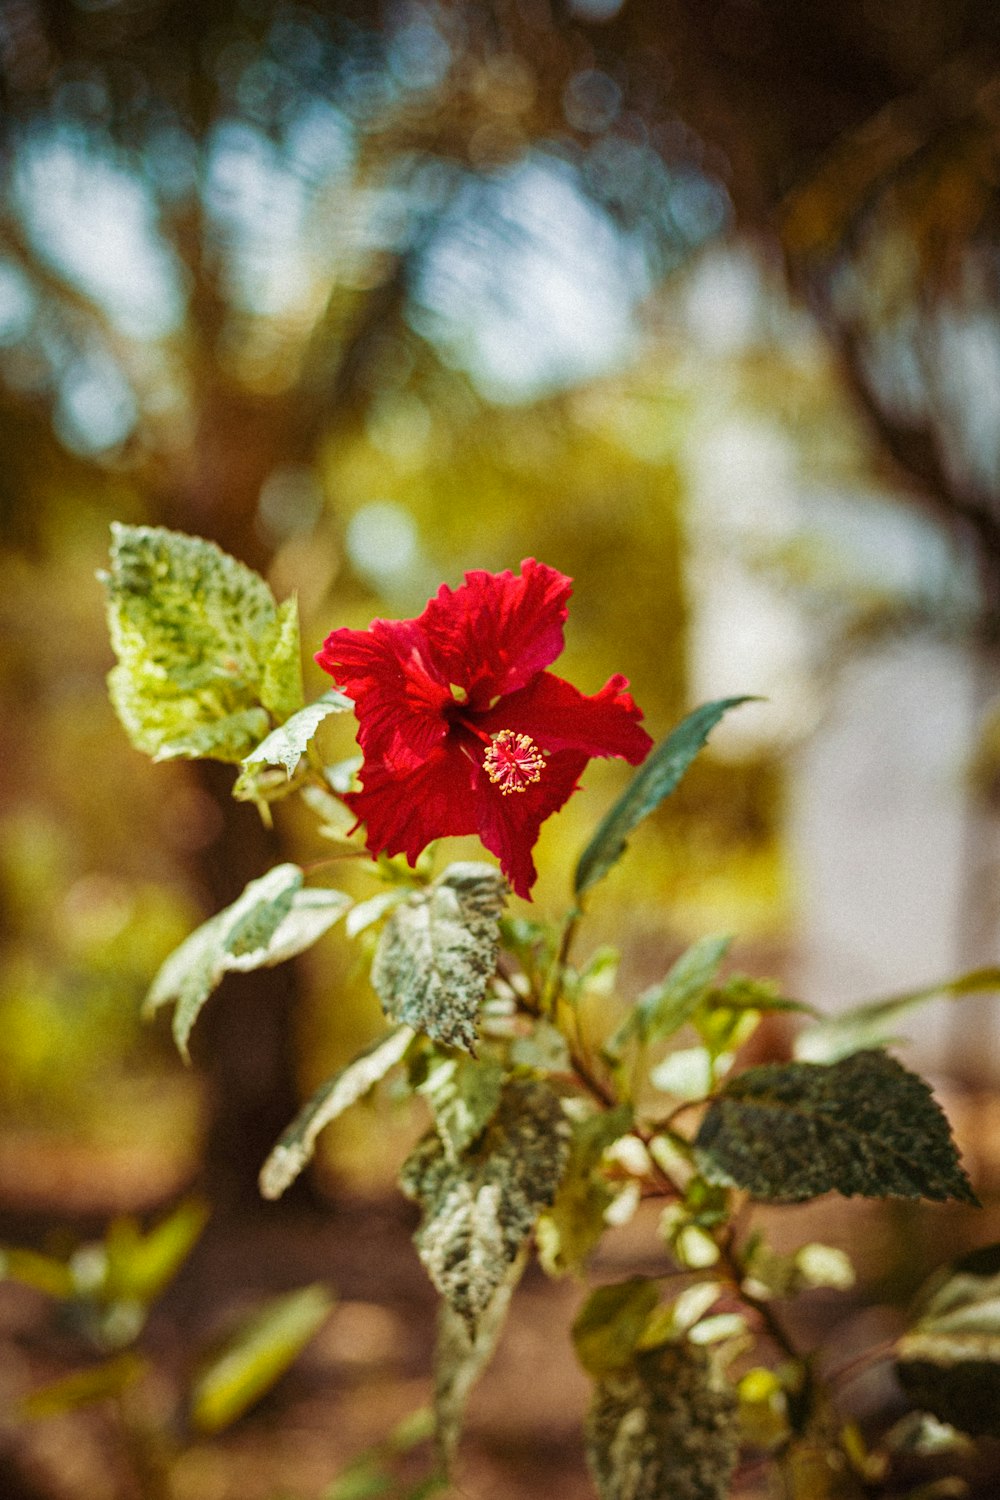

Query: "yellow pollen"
(483, 730), (545, 795)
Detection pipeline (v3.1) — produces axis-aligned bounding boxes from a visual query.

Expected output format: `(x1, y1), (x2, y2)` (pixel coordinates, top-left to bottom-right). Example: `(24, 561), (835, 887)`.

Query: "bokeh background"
(4, 1), (1000, 1496)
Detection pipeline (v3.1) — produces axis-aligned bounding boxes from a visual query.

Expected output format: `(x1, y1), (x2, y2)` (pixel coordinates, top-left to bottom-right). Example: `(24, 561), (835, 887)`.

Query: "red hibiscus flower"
(315, 559), (652, 898)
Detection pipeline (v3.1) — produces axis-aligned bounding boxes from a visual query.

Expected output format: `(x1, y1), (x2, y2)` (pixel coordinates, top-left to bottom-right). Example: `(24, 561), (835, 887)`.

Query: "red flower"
(315, 560), (652, 897)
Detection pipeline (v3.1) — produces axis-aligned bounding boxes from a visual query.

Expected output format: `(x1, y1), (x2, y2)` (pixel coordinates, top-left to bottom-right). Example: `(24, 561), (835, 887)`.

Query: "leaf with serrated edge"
(145, 865), (349, 1059)
(695, 1050), (977, 1205)
(434, 1250), (525, 1470)
(260, 593), (305, 721)
(795, 966), (1000, 1063)
(585, 1341), (739, 1500)
(605, 934), (732, 1062)
(574, 699), (754, 897)
(419, 1052), (505, 1161)
(103, 524), (302, 763)
(400, 1079), (570, 1337)
(372, 862), (507, 1054)
(189, 1284), (333, 1434)
(243, 690), (354, 777)
(260, 1026), (415, 1200)
(896, 1244), (1000, 1437)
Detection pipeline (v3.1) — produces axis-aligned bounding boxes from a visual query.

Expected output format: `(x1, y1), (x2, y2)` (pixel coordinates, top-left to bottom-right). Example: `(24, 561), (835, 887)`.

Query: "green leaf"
(537, 1103), (633, 1277)
(260, 593), (306, 721)
(103, 1198), (209, 1307)
(896, 1244), (1000, 1437)
(573, 1278), (661, 1377)
(695, 1050), (977, 1205)
(372, 862), (507, 1054)
(795, 967), (1000, 1064)
(574, 699), (754, 898)
(604, 935), (732, 1062)
(189, 1284), (333, 1434)
(400, 1079), (570, 1337)
(242, 690), (354, 778)
(22, 1353), (147, 1418)
(585, 1342), (739, 1500)
(434, 1251), (525, 1469)
(144, 865), (349, 1059)
(324, 1466), (393, 1500)
(103, 524), (304, 763)
(259, 1026), (415, 1200)
(418, 1051), (506, 1161)
(0, 1247), (76, 1299)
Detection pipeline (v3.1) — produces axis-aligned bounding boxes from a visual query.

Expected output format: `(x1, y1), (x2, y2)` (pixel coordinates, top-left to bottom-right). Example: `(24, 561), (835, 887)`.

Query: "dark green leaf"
(400, 1079), (569, 1337)
(896, 1245), (1000, 1437)
(795, 967), (1000, 1064)
(574, 699), (755, 898)
(189, 1284), (333, 1434)
(260, 1026), (415, 1200)
(573, 1278), (660, 1377)
(103, 524), (303, 763)
(585, 1342), (739, 1500)
(695, 1051), (977, 1204)
(372, 862), (507, 1054)
(604, 935), (732, 1062)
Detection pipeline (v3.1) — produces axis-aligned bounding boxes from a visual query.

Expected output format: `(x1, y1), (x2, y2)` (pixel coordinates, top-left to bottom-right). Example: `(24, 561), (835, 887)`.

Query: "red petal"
(419, 558), (572, 707)
(345, 745), (481, 867)
(476, 672), (653, 765)
(315, 618), (452, 773)
(475, 750), (588, 899)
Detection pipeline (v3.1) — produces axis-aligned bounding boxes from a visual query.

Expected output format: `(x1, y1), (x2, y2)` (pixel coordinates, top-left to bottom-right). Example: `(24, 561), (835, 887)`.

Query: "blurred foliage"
(0, 0), (998, 1203)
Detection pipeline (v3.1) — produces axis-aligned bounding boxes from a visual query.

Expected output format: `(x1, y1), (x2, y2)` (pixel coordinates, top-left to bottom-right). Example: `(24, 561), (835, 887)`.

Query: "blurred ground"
(5, 1079), (1000, 1500)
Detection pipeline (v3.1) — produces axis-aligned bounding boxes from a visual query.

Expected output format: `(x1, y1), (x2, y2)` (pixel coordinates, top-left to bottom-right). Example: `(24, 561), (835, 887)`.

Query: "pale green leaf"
(537, 1103), (632, 1277)
(144, 865), (348, 1059)
(574, 699), (755, 898)
(189, 1284), (333, 1434)
(400, 1079), (570, 1337)
(372, 862), (507, 1054)
(896, 1244), (1000, 1437)
(573, 1278), (661, 1377)
(229, 886), (350, 970)
(345, 888), (410, 939)
(695, 1050), (977, 1204)
(585, 1341), (739, 1500)
(104, 1198), (209, 1307)
(434, 1251), (525, 1469)
(260, 593), (305, 721)
(795, 967), (1000, 1064)
(418, 1051), (505, 1160)
(259, 1026), (415, 1200)
(103, 524), (302, 763)
(243, 690), (354, 778)
(509, 1018), (572, 1073)
(605, 935), (732, 1062)
(649, 1046), (714, 1099)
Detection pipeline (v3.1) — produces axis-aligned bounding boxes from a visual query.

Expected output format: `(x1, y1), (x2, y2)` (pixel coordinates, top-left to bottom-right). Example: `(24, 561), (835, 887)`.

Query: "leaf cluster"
(102, 526), (1000, 1500)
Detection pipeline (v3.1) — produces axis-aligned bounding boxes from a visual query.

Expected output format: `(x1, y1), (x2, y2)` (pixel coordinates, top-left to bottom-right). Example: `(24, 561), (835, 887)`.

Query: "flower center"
(483, 730), (545, 795)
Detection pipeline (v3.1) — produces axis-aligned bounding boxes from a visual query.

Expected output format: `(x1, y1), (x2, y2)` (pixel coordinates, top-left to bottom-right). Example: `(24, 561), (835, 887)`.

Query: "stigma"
(483, 730), (545, 795)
